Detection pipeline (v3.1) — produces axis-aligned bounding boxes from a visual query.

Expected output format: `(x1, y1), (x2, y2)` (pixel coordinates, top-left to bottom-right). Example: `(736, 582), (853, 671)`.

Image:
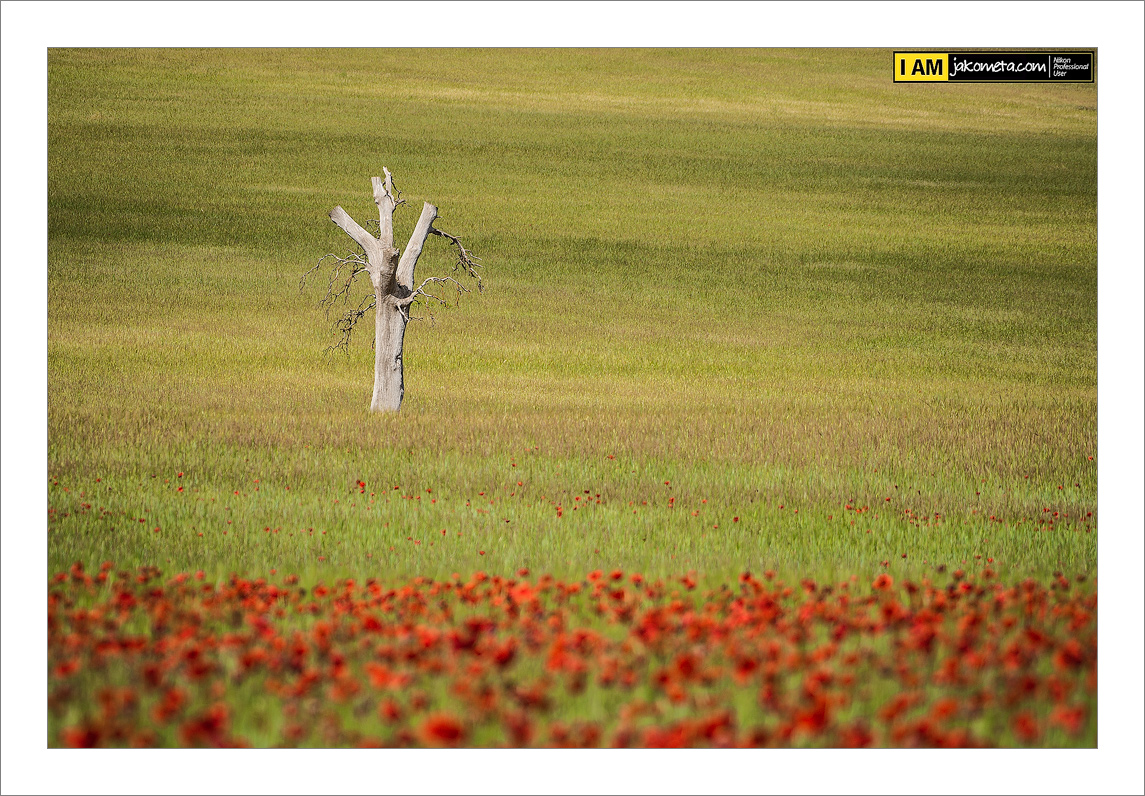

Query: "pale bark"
(329, 206), (378, 258)
(372, 169), (397, 250)
(315, 169), (478, 413)
(371, 292), (407, 412)
(396, 202), (438, 291)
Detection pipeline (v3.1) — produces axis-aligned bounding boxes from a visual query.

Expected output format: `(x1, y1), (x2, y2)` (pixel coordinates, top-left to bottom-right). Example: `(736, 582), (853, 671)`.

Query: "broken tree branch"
(327, 293), (377, 354)
(372, 168), (401, 251)
(301, 251), (371, 319)
(329, 206), (378, 260)
(396, 275), (470, 325)
(399, 275), (468, 308)
(395, 202), (439, 291)
(429, 226), (483, 291)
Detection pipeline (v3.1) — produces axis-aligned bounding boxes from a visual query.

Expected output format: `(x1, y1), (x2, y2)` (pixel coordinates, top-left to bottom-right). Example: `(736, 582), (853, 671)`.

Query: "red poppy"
(419, 714), (467, 747)
(47, 559), (1096, 749)
(379, 699), (403, 724)
(1049, 704), (1086, 736)
(62, 726), (101, 748)
(1012, 712), (1041, 743)
(839, 722), (874, 748)
(1054, 640), (1086, 670)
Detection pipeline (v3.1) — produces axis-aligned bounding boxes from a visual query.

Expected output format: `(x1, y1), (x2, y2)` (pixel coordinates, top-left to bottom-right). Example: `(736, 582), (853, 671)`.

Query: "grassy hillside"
(47, 48), (1096, 583)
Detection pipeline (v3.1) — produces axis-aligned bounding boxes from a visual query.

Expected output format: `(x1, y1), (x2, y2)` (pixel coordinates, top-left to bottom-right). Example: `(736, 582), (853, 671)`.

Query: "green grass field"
(47, 48), (1097, 586)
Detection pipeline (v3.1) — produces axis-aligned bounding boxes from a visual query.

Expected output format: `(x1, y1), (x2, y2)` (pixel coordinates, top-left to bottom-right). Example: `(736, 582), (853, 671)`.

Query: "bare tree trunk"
(371, 291), (408, 412)
(327, 170), (439, 412)
(311, 168), (481, 413)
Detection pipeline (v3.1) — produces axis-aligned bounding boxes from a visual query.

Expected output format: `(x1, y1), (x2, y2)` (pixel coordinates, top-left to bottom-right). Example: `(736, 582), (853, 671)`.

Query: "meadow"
(46, 48), (1097, 747)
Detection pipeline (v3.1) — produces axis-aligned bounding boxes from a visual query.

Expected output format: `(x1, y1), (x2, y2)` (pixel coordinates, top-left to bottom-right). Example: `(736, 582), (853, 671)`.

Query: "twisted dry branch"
(377, 175), (406, 209)
(301, 252), (372, 319)
(327, 293), (377, 354)
(397, 275), (470, 324)
(428, 227), (483, 292)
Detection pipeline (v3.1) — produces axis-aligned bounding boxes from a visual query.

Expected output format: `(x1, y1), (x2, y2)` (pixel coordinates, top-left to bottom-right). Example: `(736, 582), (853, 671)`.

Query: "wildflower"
(62, 726), (101, 748)
(379, 699), (403, 724)
(504, 710), (534, 746)
(420, 714), (467, 747)
(152, 687), (187, 723)
(1049, 704), (1086, 736)
(839, 721), (874, 748)
(1054, 639), (1086, 670)
(931, 698), (959, 721)
(1012, 712), (1041, 743)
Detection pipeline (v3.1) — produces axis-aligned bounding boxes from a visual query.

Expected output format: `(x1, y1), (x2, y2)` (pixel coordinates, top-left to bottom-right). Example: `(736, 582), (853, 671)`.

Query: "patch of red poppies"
(49, 564), (1095, 747)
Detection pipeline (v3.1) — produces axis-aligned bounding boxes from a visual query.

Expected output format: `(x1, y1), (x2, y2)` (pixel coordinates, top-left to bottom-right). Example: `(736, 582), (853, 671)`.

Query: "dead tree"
(302, 168), (482, 412)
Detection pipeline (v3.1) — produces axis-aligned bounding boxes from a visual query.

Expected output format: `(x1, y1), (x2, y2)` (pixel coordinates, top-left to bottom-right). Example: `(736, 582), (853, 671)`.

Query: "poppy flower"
(419, 714), (467, 747)
(48, 559), (1095, 749)
(1012, 712), (1041, 743)
(1049, 704), (1086, 735)
(62, 726), (101, 748)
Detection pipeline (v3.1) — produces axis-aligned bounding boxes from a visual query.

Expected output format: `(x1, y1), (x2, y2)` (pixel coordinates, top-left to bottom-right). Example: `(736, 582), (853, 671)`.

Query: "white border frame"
(3, 3), (1142, 795)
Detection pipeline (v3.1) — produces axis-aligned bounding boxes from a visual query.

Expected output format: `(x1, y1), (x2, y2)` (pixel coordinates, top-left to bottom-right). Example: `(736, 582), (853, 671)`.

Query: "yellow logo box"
(894, 52), (949, 81)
